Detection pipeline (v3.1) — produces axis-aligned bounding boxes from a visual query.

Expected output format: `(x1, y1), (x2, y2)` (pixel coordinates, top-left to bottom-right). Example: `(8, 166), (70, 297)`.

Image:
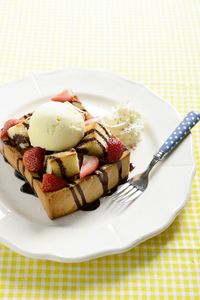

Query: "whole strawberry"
(42, 174), (67, 192)
(107, 137), (125, 163)
(1, 119), (20, 139)
(23, 147), (45, 173)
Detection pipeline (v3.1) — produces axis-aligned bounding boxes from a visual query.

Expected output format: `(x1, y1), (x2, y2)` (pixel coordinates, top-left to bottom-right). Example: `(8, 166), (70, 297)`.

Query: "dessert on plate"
(0, 89), (131, 219)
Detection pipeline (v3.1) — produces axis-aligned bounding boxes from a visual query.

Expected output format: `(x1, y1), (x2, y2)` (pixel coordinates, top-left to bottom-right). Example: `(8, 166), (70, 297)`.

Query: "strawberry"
(42, 174), (67, 192)
(107, 137), (125, 163)
(23, 147), (45, 173)
(51, 89), (74, 102)
(80, 155), (99, 178)
(1, 119), (20, 139)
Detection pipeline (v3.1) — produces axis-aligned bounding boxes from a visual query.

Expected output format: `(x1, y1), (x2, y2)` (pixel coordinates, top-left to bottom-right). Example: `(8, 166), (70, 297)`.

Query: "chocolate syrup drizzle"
(69, 187), (81, 209)
(83, 128), (108, 143)
(3, 147), (128, 212)
(14, 154), (101, 211)
(95, 169), (108, 195)
(116, 160), (122, 182)
(98, 123), (111, 137)
(52, 156), (66, 178)
(12, 157), (125, 211)
(78, 137), (107, 156)
(14, 157), (37, 197)
(76, 184), (100, 211)
(76, 185), (87, 205)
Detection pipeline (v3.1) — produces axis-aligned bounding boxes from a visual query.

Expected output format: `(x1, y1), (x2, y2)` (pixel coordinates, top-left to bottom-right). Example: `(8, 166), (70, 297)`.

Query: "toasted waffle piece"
(2, 143), (130, 219)
(70, 96), (92, 120)
(76, 122), (110, 157)
(46, 150), (80, 178)
(7, 121), (30, 149)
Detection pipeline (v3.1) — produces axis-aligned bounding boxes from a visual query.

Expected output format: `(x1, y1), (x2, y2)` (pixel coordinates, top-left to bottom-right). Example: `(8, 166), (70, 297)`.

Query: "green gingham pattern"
(0, 0), (200, 299)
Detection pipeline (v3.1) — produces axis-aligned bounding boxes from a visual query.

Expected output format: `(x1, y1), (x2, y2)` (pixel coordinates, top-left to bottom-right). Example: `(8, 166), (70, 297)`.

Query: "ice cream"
(102, 102), (143, 149)
(28, 102), (84, 151)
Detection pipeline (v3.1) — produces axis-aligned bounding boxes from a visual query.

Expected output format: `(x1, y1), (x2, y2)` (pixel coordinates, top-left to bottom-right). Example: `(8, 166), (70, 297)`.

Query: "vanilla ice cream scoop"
(28, 102), (84, 151)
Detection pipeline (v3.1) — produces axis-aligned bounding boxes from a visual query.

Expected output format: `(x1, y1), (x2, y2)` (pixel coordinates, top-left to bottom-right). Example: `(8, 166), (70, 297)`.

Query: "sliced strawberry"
(51, 89), (74, 102)
(107, 137), (125, 163)
(1, 119), (20, 139)
(23, 147), (45, 173)
(42, 174), (67, 192)
(84, 117), (101, 126)
(80, 155), (99, 178)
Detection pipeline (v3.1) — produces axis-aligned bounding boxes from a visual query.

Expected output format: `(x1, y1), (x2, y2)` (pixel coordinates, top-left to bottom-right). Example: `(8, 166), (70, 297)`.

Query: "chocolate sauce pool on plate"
(14, 170), (37, 197)
(80, 199), (100, 211)
(20, 182), (37, 196)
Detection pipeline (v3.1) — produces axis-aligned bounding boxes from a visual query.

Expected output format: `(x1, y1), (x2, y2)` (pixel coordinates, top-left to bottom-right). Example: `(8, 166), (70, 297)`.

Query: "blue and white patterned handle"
(159, 111), (200, 156)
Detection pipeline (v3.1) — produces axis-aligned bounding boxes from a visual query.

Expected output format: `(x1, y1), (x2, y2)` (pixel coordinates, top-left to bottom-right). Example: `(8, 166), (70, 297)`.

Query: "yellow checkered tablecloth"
(0, 0), (199, 299)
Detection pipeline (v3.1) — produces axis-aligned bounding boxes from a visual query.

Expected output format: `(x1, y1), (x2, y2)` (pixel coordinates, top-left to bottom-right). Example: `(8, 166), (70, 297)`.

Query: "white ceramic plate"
(0, 70), (195, 262)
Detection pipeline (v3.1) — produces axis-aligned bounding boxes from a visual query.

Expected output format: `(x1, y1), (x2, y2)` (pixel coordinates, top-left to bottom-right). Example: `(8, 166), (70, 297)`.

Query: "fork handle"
(158, 111), (200, 157)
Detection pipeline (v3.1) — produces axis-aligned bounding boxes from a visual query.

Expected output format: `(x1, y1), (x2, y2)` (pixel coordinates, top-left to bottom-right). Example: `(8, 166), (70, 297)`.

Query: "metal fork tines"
(112, 178), (147, 204)
(112, 184), (142, 202)
(109, 154), (160, 205)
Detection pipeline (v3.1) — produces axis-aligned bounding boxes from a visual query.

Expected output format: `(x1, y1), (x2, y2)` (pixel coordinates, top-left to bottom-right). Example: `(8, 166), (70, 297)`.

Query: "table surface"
(0, 0), (199, 299)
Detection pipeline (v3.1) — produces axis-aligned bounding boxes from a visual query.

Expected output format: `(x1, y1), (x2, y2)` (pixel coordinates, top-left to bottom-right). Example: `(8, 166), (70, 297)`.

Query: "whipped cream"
(102, 102), (143, 149)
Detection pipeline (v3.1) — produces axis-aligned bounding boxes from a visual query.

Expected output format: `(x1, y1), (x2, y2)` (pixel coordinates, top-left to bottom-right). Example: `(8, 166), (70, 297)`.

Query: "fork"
(110, 111), (200, 204)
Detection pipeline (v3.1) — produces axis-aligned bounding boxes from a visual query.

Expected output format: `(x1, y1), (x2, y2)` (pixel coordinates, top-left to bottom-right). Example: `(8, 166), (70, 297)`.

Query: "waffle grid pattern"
(0, 0), (200, 299)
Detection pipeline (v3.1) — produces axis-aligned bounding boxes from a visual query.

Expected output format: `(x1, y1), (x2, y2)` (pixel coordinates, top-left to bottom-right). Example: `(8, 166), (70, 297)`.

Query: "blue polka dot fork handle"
(109, 111), (200, 204)
(158, 111), (200, 159)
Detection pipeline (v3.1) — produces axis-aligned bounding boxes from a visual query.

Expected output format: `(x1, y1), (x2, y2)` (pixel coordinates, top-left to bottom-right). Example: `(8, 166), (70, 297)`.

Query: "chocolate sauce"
(14, 169), (37, 197)
(95, 169), (108, 195)
(33, 175), (42, 182)
(84, 128), (108, 143)
(71, 99), (81, 105)
(75, 185), (86, 205)
(77, 137), (107, 156)
(98, 123), (111, 137)
(13, 134), (30, 146)
(45, 150), (54, 155)
(78, 153), (84, 169)
(116, 160), (122, 182)
(71, 96), (81, 105)
(107, 186), (117, 195)
(22, 122), (29, 129)
(69, 183), (100, 211)
(23, 112), (33, 119)
(3, 139), (12, 146)
(53, 157), (66, 178)
(20, 182), (37, 196)
(130, 163), (134, 172)
(14, 170), (24, 181)
(3, 156), (9, 163)
(69, 187), (81, 209)
(80, 199), (100, 211)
